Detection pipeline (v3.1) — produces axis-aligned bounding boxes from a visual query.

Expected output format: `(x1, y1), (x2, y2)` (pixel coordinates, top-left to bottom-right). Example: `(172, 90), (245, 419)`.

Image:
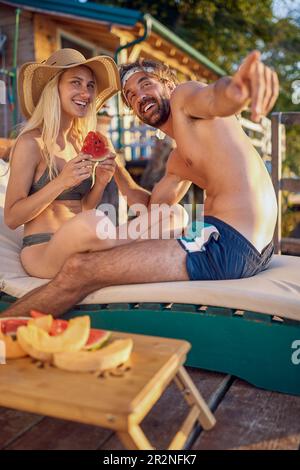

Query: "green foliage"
(283, 127), (300, 177)
(282, 210), (300, 237)
(98, 0), (299, 174)
(99, 1), (299, 103)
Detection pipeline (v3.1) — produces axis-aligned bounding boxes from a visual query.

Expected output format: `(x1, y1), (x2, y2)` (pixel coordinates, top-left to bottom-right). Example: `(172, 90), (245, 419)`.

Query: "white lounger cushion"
(1, 161), (300, 321)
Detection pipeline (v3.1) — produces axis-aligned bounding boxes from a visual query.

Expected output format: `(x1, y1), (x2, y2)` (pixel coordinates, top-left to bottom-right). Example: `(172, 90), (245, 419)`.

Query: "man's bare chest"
(167, 148), (207, 187)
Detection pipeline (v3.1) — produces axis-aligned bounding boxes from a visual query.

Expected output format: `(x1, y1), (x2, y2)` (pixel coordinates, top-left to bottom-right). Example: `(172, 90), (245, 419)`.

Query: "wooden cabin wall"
(33, 14), (58, 63)
(0, 5), (34, 136)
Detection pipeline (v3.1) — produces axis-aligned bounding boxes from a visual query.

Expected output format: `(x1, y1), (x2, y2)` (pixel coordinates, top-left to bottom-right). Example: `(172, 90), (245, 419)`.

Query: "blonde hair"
(10, 68), (97, 179)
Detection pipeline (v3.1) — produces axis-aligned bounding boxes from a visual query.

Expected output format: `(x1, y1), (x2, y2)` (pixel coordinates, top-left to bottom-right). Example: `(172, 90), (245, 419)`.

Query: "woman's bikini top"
(29, 166), (93, 200)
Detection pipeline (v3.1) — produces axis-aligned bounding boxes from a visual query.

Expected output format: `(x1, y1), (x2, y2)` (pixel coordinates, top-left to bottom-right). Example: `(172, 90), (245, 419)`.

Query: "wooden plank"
(54, 19), (119, 54)
(281, 178), (300, 193)
(193, 379), (300, 450)
(5, 415), (112, 450)
(47, 12), (113, 34)
(100, 369), (226, 450)
(280, 112), (300, 126)
(0, 407), (42, 450)
(34, 14), (58, 61)
(281, 237), (300, 254)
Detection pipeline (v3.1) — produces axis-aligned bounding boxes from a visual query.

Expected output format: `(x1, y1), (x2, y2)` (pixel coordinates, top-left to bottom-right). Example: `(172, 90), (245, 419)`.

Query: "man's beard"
(138, 98), (170, 128)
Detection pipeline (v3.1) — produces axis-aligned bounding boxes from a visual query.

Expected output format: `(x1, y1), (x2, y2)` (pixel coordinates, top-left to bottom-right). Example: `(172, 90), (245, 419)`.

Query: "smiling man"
(118, 51), (278, 275)
(1, 51), (279, 318)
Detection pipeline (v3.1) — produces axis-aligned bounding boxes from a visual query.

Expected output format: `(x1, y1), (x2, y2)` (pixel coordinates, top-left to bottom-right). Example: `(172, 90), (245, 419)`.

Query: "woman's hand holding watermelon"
(81, 130), (117, 186)
(56, 153), (94, 189)
(94, 153), (117, 186)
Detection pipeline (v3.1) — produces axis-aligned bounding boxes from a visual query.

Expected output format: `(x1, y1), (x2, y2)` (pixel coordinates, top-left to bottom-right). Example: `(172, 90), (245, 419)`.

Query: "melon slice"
(28, 315), (53, 332)
(30, 310), (110, 349)
(53, 338), (133, 372)
(17, 316), (90, 361)
(30, 310), (69, 336)
(0, 329), (27, 359)
(16, 331), (52, 362)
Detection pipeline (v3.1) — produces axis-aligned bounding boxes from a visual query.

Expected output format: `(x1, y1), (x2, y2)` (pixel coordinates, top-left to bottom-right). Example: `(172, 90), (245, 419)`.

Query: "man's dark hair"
(119, 58), (179, 107)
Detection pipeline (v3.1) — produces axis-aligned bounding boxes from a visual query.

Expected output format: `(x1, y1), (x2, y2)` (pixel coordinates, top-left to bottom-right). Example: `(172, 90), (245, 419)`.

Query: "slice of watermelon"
(49, 319), (69, 336)
(84, 329), (111, 351)
(0, 317), (29, 359)
(0, 317), (29, 336)
(30, 310), (68, 336)
(81, 131), (110, 162)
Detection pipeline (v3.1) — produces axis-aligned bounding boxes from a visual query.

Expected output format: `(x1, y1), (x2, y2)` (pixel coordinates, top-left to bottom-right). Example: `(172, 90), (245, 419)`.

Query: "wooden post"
(271, 113), (282, 254)
(114, 36), (129, 225)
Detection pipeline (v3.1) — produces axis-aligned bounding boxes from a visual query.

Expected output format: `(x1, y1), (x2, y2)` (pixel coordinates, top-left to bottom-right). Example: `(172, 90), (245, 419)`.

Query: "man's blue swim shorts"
(178, 215), (274, 280)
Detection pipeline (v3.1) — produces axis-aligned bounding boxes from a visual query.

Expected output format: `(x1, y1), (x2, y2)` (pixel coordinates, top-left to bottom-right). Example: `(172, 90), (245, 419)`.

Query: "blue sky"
(273, 0), (300, 21)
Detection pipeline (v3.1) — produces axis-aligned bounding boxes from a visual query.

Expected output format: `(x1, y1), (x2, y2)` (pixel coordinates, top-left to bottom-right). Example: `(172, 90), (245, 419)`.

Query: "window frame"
(57, 28), (112, 58)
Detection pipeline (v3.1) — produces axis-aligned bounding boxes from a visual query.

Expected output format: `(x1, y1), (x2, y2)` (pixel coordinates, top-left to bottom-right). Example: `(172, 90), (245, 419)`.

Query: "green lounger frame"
(1, 292), (299, 396)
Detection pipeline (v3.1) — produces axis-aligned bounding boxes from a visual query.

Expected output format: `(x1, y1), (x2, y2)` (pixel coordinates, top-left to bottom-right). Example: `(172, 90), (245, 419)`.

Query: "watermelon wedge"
(0, 317), (29, 335)
(30, 310), (47, 319)
(84, 329), (111, 351)
(0, 317), (30, 359)
(30, 310), (68, 336)
(49, 319), (69, 336)
(81, 131), (110, 162)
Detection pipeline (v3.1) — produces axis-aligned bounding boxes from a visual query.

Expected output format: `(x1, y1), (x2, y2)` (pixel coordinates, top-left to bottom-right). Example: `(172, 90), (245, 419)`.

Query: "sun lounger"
(1, 160), (300, 396)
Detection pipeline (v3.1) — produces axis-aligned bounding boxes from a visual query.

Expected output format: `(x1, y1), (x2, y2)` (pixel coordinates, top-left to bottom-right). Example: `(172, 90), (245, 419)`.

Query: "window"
(58, 30), (97, 59)
(60, 36), (94, 59)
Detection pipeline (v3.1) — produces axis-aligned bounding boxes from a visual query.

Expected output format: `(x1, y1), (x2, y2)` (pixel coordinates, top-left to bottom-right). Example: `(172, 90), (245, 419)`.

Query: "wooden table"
(0, 331), (215, 450)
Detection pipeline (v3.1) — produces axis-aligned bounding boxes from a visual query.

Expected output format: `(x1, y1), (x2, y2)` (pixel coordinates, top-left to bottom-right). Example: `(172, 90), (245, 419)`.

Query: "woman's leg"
(7, 238), (189, 319)
(20, 209), (116, 278)
(20, 205), (188, 279)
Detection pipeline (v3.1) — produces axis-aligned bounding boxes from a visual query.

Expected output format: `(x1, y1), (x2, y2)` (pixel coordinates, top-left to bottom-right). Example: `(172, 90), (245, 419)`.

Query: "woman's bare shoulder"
(17, 129), (42, 144)
(13, 130), (43, 161)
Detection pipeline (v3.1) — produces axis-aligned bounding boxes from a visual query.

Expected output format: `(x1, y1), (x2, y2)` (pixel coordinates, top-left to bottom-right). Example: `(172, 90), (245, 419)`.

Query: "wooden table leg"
(118, 366), (215, 450)
(168, 404), (201, 450)
(118, 424), (154, 450)
(174, 366), (216, 430)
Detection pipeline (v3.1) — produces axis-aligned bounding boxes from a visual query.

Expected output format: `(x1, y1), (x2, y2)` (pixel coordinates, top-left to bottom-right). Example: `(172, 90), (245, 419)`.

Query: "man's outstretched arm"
(176, 50), (279, 122)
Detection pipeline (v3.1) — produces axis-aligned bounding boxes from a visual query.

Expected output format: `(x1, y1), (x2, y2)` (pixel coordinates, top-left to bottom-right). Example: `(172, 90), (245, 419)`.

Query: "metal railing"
(239, 116), (271, 164)
(110, 113), (272, 162)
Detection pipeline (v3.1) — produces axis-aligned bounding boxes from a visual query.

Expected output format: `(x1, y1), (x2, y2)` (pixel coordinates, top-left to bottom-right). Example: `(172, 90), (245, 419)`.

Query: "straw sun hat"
(18, 48), (121, 119)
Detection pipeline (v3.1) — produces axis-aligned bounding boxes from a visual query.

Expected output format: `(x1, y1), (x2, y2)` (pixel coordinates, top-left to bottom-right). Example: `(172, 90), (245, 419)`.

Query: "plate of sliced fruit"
(0, 311), (133, 372)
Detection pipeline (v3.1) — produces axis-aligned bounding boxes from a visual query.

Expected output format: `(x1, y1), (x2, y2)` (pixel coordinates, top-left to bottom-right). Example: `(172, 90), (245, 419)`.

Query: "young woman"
(4, 49), (187, 279)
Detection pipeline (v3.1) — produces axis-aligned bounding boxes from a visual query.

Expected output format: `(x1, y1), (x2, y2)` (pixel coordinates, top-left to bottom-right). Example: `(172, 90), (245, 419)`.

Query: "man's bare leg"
(0, 239), (188, 318)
